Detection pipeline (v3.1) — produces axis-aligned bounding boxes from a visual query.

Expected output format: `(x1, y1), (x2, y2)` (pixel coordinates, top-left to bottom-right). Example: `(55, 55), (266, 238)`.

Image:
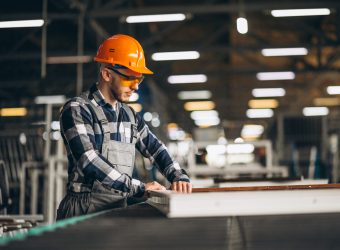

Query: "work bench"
(2, 185), (340, 249)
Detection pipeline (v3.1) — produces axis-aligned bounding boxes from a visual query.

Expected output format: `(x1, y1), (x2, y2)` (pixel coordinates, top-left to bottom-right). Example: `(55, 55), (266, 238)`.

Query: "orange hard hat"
(94, 34), (153, 74)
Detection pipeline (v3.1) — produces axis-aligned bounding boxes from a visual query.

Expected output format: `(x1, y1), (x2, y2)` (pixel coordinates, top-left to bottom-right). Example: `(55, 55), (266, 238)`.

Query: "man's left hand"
(170, 181), (192, 193)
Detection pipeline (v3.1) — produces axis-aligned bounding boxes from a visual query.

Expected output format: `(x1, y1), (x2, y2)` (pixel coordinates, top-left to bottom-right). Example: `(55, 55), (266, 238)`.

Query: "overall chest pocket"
(105, 141), (135, 175)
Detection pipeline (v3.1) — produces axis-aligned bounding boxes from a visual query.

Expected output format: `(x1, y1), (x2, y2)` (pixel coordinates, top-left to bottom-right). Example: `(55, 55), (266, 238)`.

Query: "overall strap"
(80, 92), (111, 144)
(121, 104), (138, 144)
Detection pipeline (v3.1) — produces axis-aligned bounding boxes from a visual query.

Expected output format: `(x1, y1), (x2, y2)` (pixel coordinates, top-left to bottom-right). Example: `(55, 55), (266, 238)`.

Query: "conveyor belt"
(2, 203), (340, 250)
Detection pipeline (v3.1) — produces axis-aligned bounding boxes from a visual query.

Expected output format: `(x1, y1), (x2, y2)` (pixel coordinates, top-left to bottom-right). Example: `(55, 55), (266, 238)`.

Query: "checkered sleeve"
(60, 98), (145, 197)
(135, 113), (190, 183)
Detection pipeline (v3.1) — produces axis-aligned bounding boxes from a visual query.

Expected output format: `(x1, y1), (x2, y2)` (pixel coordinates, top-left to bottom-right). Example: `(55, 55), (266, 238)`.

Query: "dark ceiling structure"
(0, 0), (339, 138)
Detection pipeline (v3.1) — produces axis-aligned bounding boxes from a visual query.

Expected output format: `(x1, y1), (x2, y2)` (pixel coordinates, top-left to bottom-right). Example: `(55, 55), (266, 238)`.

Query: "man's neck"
(97, 82), (117, 107)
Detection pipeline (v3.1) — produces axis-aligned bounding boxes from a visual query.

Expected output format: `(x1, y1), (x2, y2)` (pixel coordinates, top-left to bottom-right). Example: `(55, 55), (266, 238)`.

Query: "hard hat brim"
(94, 57), (154, 75)
(135, 66), (153, 75)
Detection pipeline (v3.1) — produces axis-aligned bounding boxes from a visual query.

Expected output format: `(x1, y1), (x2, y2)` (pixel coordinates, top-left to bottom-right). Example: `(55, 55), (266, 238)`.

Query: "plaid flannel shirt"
(60, 83), (189, 197)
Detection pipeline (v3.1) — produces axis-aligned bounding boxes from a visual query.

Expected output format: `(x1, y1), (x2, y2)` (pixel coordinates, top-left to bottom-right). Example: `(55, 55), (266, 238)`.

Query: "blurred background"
(0, 0), (339, 224)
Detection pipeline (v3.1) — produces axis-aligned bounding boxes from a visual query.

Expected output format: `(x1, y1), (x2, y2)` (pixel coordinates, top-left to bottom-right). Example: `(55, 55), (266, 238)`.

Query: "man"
(56, 34), (192, 220)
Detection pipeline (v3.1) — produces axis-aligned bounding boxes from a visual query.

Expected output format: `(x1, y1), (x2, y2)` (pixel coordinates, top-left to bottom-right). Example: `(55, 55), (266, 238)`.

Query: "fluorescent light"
(190, 110), (218, 120)
(241, 124), (264, 138)
(246, 109), (274, 118)
(226, 144), (255, 154)
(303, 107), (329, 116)
(271, 8), (331, 17)
(261, 48), (308, 57)
(194, 117), (220, 126)
(0, 19), (44, 28)
(252, 88), (286, 97)
(35, 95), (66, 104)
(125, 14), (186, 23)
(152, 51), (200, 61)
(0, 107), (27, 117)
(168, 74), (207, 84)
(314, 97), (340, 106)
(128, 103), (142, 112)
(46, 56), (92, 64)
(184, 101), (215, 111)
(129, 93), (139, 102)
(327, 86), (340, 95)
(248, 99), (279, 109)
(178, 90), (212, 100)
(236, 17), (248, 34)
(256, 71), (295, 81)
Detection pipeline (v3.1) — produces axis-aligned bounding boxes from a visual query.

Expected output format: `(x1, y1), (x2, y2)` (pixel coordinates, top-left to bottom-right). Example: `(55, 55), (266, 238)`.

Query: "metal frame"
(187, 140), (288, 178)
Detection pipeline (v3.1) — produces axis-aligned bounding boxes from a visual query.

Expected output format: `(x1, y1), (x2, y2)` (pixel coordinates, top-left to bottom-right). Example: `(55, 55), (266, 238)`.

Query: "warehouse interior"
(0, 0), (340, 249)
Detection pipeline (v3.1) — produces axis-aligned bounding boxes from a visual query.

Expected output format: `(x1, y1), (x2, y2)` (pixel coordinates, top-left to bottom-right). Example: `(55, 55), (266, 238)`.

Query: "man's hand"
(171, 181), (192, 193)
(145, 181), (166, 192)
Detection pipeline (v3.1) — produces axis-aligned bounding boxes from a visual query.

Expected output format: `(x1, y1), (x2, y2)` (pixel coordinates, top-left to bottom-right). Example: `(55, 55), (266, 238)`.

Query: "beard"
(110, 88), (131, 103)
(110, 88), (122, 102)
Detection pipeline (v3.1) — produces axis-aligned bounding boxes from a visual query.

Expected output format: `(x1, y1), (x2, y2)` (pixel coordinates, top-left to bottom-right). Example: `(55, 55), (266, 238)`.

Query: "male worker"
(56, 34), (192, 219)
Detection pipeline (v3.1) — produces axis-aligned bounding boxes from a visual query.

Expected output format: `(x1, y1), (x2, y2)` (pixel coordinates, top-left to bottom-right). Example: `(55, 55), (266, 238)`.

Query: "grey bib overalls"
(56, 93), (138, 220)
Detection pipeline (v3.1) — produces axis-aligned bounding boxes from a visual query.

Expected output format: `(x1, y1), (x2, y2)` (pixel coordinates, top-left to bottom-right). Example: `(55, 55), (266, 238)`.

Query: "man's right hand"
(145, 181), (166, 192)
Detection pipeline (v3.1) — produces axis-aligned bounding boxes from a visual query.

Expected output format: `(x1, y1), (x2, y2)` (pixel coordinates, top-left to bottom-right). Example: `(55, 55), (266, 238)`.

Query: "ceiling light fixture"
(236, 17), (248, 34)
(248, 99), (279, 109)
(125, 14), (186, 23)
(152, 51), (200, 61)
(314, 97), (340, 106)
(190, 110), (219, 120)
(252, 88), (286, 97)
(184, 101), (215, 111)
(194, 117), (220, 127)
(0, 19), (44, 28)
(327, 86), (340, 95)
(256, 71), (295, 81)
(168, 74), (207, 84)
(271, 8), (331, 17)
(178, 90), (212, 100)
(261, 47), (308, 57)
(303, 107), (329, 116)
(246, 109), (274, 118)
(0, 107), (28, 117)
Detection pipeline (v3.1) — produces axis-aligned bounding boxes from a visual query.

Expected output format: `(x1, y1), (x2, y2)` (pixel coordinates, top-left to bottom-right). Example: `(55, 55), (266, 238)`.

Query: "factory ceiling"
(0, 0), (340, 138)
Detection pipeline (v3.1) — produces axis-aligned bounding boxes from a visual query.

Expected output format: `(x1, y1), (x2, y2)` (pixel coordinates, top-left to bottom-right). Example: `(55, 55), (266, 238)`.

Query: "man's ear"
(101, 68), (112, 82)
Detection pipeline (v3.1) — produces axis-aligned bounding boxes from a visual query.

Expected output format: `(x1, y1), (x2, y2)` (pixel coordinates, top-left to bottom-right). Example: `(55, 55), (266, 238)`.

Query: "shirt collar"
(89, 83), (114, 108)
